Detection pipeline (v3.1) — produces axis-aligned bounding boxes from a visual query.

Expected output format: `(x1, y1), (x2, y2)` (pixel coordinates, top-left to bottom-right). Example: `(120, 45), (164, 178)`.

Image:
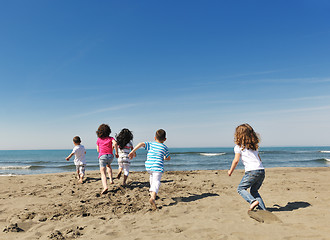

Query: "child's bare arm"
(128, 142), (145, 159)
(130, 146), (136, 158)
(228, 153), (240, 176)
(66, 153), (74, 161)
(113, 140), (119, 158)
(164, 156), (171, 161)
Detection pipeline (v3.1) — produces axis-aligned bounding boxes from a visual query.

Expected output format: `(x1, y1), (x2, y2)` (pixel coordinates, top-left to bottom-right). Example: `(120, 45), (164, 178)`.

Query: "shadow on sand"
(267, 201), (311, 212)
(165, 192), (219, 207)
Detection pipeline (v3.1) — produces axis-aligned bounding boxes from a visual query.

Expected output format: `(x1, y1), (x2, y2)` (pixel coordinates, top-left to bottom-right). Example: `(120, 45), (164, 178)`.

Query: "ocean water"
(0, 147), (329, 176)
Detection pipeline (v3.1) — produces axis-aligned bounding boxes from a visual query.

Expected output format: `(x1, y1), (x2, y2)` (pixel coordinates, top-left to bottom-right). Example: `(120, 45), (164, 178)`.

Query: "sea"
(0, 147), (330, 176)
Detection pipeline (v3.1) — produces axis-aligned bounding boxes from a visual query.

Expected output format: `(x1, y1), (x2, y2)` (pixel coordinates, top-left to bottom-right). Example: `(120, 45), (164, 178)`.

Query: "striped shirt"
(118, 141), (133, 163)
(144, 142), (170, 173)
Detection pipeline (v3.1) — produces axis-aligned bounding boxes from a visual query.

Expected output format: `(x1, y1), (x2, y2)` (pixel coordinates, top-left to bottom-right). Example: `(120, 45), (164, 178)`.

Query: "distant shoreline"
(0, 145), (329, 151)
(0, 166), (329, 177)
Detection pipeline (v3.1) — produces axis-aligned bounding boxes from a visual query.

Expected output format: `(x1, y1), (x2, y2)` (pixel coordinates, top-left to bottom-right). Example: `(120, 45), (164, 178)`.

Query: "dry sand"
(1, 167), (330, 240)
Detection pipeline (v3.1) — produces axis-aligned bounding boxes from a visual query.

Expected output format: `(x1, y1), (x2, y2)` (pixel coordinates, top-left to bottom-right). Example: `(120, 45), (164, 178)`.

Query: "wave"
(171, 152), (227, 156)
(274, 158), (330, 164)
(164, 162), (228, 168)
(171, 152), (205, 155)
(261, 150), (323, 154)
(199, 153), (226, 156)
(0, 165), (32, 170)
(0, 164), (103, 171)
(0, 165), (51, 170)
(292, 151), (320, 154)
(310, 158), (330, 163)
(0, 160), (53, 165)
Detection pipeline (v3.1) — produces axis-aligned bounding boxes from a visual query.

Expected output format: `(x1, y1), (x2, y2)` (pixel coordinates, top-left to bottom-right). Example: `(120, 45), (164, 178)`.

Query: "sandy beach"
(1, 167), (330, 240)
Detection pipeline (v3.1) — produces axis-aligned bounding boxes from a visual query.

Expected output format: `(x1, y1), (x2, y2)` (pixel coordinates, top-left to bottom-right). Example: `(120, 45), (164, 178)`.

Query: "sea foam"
(199, 153), (226, 156)
(0, 166), (32, 170)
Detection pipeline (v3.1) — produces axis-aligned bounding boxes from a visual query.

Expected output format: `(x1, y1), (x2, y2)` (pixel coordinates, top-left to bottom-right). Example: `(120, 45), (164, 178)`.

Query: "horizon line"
(0, 145), (329, 151)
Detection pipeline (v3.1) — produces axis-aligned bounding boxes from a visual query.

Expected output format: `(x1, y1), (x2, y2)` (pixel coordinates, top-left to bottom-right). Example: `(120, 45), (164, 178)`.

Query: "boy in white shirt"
(66, 136), (86, 183)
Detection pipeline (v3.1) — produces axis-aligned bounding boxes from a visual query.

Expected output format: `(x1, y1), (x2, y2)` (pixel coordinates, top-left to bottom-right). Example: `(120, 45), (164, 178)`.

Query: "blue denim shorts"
(99, 154), (114, 168)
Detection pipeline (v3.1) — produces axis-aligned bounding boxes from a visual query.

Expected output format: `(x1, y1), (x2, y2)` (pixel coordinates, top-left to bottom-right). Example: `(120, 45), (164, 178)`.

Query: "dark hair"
(155, 129), (166, 141)
(234, 123), (260, 151)
(73, 136), (81, 144)
(116, 128), (133, 149)
(96, 124), (111, 138)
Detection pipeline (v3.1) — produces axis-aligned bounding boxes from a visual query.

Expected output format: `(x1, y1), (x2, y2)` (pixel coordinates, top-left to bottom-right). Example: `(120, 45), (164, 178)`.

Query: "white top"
(72, 145), (86, 165)
(234, 145), (264, 172)
(118, 141), (133, 163)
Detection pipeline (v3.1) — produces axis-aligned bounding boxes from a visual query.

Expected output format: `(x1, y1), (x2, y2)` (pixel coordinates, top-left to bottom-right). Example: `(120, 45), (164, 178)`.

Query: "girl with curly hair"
(96, 124), (118, 194)
(116, 128), (135, 186)
(228, 123), (266, 211)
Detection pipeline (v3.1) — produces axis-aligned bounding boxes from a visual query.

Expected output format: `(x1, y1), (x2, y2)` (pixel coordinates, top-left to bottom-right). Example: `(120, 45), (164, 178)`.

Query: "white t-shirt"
(72, 145), (86, 166)
(234, 145), (264, 172)
(118, 141), (133, 163)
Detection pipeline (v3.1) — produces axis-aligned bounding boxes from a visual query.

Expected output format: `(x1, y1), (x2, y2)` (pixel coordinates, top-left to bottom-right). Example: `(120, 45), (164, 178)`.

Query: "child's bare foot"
(149, 198), (157, 210)
(117, 171), (122, 180)
(110, 181), (114, 184)
(249, 200), (259, 211)
(101, 188), (108, 194)
(78, 178), (83, 184)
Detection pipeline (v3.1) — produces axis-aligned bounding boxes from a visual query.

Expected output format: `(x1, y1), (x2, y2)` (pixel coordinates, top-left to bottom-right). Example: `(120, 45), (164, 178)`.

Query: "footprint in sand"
(248, 210), (282, 223)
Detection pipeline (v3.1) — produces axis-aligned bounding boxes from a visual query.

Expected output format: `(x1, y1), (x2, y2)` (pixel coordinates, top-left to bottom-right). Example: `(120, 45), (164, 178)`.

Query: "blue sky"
(1, 1), (330, 150)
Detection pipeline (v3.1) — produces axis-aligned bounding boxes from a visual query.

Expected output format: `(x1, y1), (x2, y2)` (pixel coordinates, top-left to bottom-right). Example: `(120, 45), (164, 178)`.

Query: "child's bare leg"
(123, 175), (128, 186)
(117, 168), (122, 179)
(100, 167), (108, 194)
(149, 191), (157, 210)
(76, 169), (80, 179)
(79, 165), (85, 184)
(106, 165), (114, 184)
(77, 168), (82, 183)
(249, 200), (259, 210)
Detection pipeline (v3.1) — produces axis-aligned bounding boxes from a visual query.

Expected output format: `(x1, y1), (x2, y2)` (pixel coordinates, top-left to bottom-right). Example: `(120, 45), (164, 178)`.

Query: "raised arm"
(128, 142), (146, 159)
(228, 153), (240, 176)
(130, 145), (137, 158)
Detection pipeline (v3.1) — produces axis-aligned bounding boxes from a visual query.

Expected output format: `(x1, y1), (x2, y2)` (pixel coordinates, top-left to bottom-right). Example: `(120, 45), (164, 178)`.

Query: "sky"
(1, 0), (330, 150)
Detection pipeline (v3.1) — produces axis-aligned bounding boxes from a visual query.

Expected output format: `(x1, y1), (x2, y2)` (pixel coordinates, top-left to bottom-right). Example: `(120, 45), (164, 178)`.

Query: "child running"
(228, 123), (266, 211)
(96, 124), (119, 194)
(66, 136), (86, 184)
(116, 128), (134, 186)
(128, 129), (170, 210)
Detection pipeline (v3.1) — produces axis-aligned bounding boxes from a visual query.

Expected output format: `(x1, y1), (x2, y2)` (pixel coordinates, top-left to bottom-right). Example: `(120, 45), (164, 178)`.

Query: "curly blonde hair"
(234, 123), (260, 151)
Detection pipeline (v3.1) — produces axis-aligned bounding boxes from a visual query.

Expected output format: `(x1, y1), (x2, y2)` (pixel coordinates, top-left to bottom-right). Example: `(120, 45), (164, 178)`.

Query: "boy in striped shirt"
(128, 129), (171, 209)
